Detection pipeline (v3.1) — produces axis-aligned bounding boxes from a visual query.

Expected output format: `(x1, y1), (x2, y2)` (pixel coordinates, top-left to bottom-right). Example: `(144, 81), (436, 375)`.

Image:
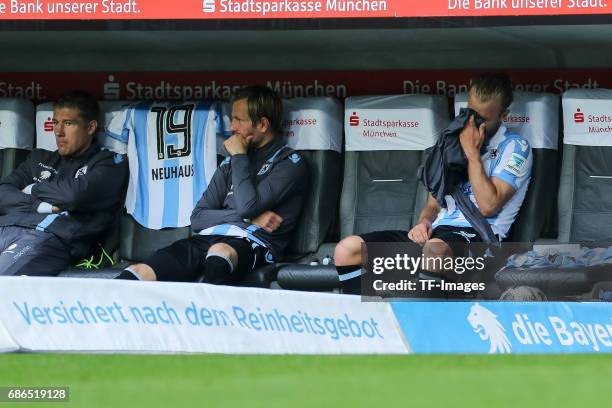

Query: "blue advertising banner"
(391, 301), (612, 354)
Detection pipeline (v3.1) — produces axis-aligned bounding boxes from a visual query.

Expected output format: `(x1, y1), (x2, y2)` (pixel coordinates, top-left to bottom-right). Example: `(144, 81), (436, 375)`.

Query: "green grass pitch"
(1, 354), (610, 407)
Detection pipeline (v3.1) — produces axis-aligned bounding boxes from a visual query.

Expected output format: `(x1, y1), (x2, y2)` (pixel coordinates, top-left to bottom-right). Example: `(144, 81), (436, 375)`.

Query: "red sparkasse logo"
(349, 112), (360, 127)
(574, 108), (585, 123)
(44, 117), (53, 132)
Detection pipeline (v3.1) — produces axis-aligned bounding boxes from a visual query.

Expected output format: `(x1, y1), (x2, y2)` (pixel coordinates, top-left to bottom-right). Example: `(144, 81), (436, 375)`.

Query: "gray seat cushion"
(340, 150), (428, 237)
(558, 145), (612, 242)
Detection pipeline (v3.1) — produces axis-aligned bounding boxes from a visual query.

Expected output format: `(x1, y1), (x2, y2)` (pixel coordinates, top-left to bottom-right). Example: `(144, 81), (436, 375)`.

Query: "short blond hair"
(468, 73), (513, 111)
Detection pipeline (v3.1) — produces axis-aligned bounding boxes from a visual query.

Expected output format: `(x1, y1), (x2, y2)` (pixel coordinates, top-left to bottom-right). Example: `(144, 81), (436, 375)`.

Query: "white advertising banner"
(282, 97), (343, 153)
(0, 277), (409, 355)
(0, 320), (18, 353)
(345, 95), (448, 151)
(0, 98), (35, 150)
(35, 102), (56, 151)
(562, 88), (612, 146)
(454, 92), (560, 150)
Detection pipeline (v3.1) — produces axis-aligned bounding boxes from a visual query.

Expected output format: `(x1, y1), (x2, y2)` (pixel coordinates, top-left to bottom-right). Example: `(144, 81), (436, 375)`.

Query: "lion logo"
(39, 170), (51, 180)
(467, 303), (512, 354)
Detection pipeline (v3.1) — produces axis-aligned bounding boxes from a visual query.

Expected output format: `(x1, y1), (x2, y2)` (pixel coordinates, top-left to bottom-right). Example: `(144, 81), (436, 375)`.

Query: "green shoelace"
(75, 247), (115, 269)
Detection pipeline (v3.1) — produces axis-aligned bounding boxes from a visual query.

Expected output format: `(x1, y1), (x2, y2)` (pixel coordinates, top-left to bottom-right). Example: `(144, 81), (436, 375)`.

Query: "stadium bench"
(495, 89), (612, 299)
(0, 98), (34, 178)
(240, 97), (343, 287)
(272, 94), (450, 291)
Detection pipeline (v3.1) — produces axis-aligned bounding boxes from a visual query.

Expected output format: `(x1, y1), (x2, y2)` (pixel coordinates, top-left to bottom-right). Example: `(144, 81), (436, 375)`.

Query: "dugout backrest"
(558, 89), (612, 242)
(340, 94), (448, 237)
(282, 97), (343, 257)
(0, 98), (35, 178)
(270, 95), (448, 291)
(454, 91), (560, 242)
(35, 102), (56, 151)
(216, 102), (232, 157)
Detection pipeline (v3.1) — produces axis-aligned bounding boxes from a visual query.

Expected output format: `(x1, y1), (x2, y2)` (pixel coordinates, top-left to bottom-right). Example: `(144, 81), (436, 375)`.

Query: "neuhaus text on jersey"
(217, 1), (388, 16)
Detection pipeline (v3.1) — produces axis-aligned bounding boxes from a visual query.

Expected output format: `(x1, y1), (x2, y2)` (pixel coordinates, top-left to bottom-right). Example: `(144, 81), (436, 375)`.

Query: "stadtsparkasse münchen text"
(218, 0), (388, 16)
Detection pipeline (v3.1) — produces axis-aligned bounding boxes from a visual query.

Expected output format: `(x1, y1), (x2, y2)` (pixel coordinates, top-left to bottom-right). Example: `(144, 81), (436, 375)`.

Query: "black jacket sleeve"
(230, 153), (308, 219)
(31, 154), (128, 213)
(0, 158), (42, 214)
(190, 165), (243, 232)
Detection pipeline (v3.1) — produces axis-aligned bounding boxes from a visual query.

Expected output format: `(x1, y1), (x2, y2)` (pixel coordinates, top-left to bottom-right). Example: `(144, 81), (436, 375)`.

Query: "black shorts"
(360, 225), (483, 258)
(145, 235), (272, 283)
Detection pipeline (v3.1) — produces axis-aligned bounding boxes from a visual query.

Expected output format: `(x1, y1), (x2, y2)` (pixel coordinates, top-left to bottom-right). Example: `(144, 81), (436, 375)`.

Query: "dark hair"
(468, 73), (514, 111)
(231, 86), (283, 135)
(54, 90), (100, 124)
